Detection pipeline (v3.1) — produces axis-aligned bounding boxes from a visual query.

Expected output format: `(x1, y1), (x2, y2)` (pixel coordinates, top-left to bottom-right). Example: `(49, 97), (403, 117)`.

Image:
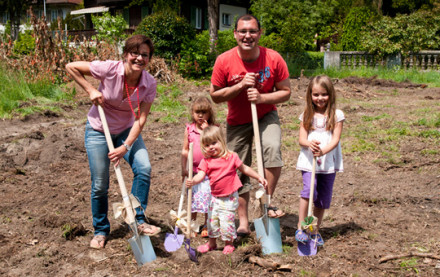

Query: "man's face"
(234, 18), (261, 51)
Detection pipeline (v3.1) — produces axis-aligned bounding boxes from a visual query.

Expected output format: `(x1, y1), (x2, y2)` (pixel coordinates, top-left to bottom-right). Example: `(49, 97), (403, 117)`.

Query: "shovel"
(184, 142), (198, 262)
(164, 178), (186, 252)
(298, 156), (318, 256)
(97, 105), (156, 266)
(251, 102), (283, 255)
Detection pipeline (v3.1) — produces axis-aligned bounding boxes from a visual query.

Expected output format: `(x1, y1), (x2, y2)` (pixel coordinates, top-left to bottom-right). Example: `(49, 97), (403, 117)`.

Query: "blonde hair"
(303, 75), (336, 132)
(190, 96), (216, 125)
(200, 125), (230, 158)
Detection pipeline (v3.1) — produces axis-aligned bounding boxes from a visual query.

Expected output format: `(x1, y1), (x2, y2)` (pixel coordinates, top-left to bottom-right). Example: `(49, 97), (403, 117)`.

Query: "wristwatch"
(123, 143), (132, 151)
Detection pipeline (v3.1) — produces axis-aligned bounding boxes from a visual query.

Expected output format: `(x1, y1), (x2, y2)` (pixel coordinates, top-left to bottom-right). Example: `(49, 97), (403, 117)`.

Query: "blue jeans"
(85, 121), (151, 236)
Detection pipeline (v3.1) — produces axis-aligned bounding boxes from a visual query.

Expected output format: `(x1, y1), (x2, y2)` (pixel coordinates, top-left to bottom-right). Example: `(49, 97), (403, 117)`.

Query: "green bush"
(285, 51), (324, 77)
(91, 12), (127, 44)
(135, 10), (194, 60)
(341, 7), (375, 51)
(259, 32), (284, 53)
(13, 29), (35, 55)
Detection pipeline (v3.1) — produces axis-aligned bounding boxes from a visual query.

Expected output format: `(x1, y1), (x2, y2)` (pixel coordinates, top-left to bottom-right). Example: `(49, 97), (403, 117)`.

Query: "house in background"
(71, 0), (249, 33)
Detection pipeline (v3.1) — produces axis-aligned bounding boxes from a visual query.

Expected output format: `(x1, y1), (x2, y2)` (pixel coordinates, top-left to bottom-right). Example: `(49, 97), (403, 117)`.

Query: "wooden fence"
(324, 51), (440, 70)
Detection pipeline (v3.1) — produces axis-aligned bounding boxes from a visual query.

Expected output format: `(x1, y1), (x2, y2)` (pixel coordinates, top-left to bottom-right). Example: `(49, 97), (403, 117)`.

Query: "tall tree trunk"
(207, 0), (219, 53)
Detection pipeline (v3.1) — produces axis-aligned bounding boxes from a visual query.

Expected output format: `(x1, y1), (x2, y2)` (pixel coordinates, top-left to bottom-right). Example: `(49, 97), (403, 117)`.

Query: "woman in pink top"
(186, 126), (267, 254)
(66, 35), (160, 249)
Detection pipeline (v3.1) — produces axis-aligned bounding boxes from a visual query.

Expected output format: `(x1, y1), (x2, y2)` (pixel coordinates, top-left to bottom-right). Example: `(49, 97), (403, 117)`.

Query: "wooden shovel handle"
(186, 143), (193, 238)
(97, 105), (136, 224)
(307, 157), (317, 217)
(251, 102), (268, 210)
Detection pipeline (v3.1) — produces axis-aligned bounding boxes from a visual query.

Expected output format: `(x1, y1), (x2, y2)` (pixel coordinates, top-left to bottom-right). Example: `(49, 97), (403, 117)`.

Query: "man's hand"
(241, 72), (257, 90)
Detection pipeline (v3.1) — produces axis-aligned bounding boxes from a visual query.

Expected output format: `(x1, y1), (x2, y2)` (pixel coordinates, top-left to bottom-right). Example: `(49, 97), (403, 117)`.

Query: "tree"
(207, 0), (219, 53)
(0, 0), (33, 40)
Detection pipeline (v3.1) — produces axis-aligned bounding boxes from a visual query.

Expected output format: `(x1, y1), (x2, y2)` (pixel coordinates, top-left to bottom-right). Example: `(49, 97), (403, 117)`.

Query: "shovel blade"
(297, 240), (317, 256)
(129, 235), (156, 266)
(164, 232), (185, 252)
(184, 238), (198, 263)
(254, 217), (283, 255)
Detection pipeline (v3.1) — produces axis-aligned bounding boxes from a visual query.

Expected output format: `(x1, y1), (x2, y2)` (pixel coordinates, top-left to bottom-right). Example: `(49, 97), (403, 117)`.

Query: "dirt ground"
(1, 76), (439, 277)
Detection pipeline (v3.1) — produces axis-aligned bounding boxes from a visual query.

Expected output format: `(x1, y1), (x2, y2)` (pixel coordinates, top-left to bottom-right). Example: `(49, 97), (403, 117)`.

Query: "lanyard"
(124, 79), (140, 119)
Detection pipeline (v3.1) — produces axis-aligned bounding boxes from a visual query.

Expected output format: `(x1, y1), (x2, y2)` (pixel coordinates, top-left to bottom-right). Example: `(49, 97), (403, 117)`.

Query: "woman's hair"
(200, 125), (229, 158)
(303, 75), (336, 132)
(190, 96), (216, 125)
(123, 34), (154, 59)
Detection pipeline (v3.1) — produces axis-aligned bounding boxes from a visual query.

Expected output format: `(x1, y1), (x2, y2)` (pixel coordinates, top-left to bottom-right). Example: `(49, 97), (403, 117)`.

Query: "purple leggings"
(300, 171), (336, 209)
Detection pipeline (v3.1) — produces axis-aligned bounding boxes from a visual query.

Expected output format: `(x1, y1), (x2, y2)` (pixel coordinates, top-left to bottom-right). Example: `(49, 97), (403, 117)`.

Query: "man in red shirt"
(210, 14), (291, 237)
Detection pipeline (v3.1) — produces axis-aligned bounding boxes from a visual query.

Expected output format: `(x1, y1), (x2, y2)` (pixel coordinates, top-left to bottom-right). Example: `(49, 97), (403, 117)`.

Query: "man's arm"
(247, 78), (291, 105)
(210, 73), (258, 104)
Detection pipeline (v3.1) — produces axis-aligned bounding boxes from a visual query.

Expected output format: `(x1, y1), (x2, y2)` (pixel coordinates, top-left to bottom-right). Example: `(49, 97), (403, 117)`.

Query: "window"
(191, 6), (202, 29)
(222, 13), (231, 26)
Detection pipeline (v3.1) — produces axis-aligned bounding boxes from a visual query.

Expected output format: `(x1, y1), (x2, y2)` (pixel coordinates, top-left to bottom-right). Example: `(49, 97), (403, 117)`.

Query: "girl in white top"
(295, 75), (345, 247)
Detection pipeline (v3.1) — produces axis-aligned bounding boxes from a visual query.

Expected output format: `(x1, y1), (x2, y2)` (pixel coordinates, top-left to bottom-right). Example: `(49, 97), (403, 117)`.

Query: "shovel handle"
(186, 143), (193, 238)
(97, 105), (136, 224)
(251, 102), (268, 210)
(307, 157), (317, 217)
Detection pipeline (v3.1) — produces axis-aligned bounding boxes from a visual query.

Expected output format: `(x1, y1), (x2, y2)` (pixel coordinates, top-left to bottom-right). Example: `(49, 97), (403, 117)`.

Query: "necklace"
(124, 79), (140, 119)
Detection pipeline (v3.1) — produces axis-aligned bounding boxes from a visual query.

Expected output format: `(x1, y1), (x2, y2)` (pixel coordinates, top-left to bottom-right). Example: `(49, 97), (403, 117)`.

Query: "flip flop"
(222, 245), (235, 255)
(197, 242), (217, 253)
(90, 235), (107, 249)
(267, 206), (286, 218)
(138, 223), (161, 236)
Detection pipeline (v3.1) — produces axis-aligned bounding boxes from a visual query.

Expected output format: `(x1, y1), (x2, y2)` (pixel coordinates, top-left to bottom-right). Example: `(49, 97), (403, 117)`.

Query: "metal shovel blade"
(164, 226), (184, 252)
(184, 238), (198, 263)
(129, 235), (157, 266)
(297, 239), (317, 256)
(254, 216), (283, 255)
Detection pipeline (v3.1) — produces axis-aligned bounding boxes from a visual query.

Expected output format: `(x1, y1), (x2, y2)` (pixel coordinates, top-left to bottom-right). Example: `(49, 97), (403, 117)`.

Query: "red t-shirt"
(211, 46), (289, 126)
(198, 152), (243, 197)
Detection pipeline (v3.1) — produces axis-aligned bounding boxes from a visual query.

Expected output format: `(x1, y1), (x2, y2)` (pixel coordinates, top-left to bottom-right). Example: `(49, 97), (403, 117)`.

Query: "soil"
(1, 76), (439, 277)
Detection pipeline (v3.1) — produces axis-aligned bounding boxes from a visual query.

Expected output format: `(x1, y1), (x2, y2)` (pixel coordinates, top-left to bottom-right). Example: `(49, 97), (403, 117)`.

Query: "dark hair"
(123, 34), (154, 59)
(234, 14), (260, 30)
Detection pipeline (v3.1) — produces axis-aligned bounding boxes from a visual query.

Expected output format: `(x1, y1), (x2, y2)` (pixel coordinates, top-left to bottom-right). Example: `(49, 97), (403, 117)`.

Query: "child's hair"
(190, 96), (216, 125)
(303, 75), (336, 132)
(200, 125), (229, 158)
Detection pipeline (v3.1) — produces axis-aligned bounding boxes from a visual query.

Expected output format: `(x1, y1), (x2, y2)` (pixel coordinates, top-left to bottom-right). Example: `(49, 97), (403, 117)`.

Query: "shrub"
(341, 7), (375, 51)
(135, 10), (194, 60)
(13, 29), (35, 55)
(91, 12), (127, 45)
(285, 52), (324, 77)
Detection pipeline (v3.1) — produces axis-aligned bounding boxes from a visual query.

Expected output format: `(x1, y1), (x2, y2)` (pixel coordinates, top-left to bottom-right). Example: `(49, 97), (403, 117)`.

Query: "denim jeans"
(85, 121), (151, 236)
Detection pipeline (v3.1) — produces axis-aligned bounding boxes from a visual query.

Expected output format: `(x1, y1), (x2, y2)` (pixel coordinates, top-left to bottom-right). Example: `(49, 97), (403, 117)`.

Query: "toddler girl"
(181, 97), (215, 237)
(295, 75), (345, 247)
(186, 125), (267, 254)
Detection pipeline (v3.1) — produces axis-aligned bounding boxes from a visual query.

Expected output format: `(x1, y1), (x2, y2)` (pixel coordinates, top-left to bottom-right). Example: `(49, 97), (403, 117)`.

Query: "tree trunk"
(207, 0), (219, 53)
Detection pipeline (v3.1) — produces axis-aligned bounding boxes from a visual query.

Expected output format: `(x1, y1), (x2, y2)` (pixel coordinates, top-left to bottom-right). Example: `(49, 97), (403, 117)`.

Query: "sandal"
(197, 242), (217, 253)
(295, 229), (310, 243)
(268, 206), (286, 218)
(90, 235), (107, 249)
(137, 223), (161, 236)
(310, 233), (324, 246)
(201, 226), (208, 238)
(222, 245), (235, 255)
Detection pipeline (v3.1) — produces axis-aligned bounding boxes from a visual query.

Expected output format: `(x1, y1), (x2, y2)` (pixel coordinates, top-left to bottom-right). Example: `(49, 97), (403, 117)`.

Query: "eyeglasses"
(236, 29), (260, 36)
(130, 52), (150, 59)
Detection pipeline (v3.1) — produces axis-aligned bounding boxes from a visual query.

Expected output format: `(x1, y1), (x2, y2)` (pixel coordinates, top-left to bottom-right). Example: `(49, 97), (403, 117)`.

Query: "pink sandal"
(197, 242), (217, 253)
(222, 245), (235, 254)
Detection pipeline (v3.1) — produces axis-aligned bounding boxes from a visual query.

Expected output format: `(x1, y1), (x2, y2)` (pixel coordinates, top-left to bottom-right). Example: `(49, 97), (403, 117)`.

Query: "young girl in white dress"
(295, 75), (345, 247)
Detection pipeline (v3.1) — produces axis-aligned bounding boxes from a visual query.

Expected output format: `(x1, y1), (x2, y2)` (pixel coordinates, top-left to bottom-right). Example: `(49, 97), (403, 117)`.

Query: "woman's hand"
(108, 146), (128, 167)
(90, 89), (104, 106)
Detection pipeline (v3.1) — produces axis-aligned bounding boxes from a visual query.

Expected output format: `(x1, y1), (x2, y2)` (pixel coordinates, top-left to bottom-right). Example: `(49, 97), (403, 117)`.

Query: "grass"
(151, 84), (187, 123)
(0, 63), (75, 118)
(314, 67), (440, 87)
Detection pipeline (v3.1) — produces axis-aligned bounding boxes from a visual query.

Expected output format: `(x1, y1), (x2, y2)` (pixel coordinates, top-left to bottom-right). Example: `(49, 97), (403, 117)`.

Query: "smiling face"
(125, 43), (150, 72)
(203, 140), (222, 158)
(311, 84), (329, 113)
(234, 18), (261, 52)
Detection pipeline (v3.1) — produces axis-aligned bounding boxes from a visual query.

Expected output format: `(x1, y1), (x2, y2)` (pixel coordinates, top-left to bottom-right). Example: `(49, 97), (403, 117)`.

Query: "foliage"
(361, 10), (440, 56)
(135, 10), (194, 60)
(341, 7), (375, 51)
(13, 27), (35, 55)
(285, 51), (324, 77)
(91, 12), (127, 45)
